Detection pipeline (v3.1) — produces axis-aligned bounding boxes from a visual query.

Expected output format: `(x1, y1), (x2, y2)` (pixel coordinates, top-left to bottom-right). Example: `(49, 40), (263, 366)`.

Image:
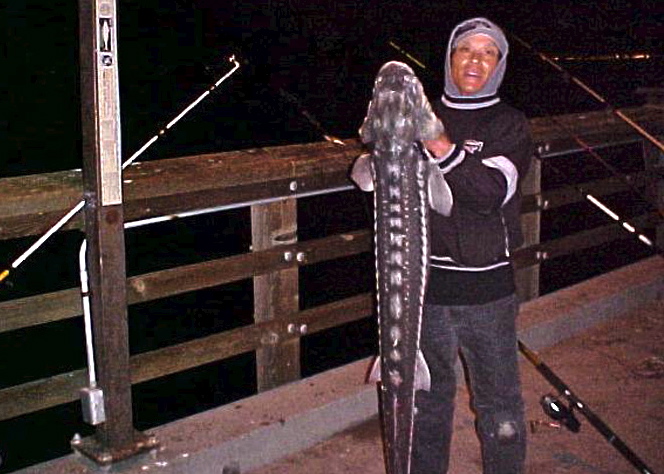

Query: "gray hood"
(443, 17), (509, 108)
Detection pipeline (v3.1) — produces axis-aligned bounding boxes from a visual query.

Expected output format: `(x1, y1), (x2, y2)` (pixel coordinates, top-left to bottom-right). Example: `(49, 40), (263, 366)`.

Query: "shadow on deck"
(19, 257), (664, 474)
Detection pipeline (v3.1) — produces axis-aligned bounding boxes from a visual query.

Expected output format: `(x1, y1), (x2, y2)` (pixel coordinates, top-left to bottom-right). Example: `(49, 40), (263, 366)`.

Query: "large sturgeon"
(354, 61), (447, 474)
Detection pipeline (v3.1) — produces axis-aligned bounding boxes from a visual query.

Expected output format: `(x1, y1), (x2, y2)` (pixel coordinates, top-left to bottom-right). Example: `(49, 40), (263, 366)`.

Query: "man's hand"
(422, 133), (453, 158)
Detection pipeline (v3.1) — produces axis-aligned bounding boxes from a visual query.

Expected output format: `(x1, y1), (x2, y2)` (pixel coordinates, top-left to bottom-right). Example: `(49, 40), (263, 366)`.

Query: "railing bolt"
(537, 196), (550, 210)
(284, 251), (293, 262)
(287, 323), (308, 335)
(296, 252), (305, 262)
(289, 180), (298, 192)
(261, 331), (279, 345)
(537, 143), (551, 155)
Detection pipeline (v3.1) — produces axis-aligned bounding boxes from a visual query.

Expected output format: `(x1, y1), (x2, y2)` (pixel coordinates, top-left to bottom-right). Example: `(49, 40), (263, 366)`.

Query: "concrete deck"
(18, 256), (664, 474)
(250, 296), (664, 474)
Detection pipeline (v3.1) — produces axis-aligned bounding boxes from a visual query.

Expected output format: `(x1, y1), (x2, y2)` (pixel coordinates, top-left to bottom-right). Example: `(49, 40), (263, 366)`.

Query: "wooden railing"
(0, 104), (662, 442)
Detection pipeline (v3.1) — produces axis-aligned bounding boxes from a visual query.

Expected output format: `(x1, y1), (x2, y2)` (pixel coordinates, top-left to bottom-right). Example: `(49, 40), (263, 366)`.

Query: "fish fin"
(418, 116), (446, 142)
(366, 355), (381, 384)
(414, 349), (432, 392)
(427, 163), (453, 216)
(350, 153), (375, 192)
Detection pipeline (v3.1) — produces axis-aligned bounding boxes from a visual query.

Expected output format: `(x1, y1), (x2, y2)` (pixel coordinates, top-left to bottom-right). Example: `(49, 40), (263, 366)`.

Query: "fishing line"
(510, 34), (664, 154)
(0, 56), (241, 285)
(387, 40), (660, 253)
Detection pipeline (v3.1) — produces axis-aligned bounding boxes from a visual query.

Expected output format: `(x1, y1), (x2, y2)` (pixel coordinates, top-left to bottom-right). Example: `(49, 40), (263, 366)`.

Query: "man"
(414, 17), (533, 474)
(352, 17), (533, 474)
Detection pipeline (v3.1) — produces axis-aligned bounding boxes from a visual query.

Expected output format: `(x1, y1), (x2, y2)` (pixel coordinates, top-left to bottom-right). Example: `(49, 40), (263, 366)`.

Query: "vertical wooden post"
(643, 138), (664, 249)
(516, 156), (542, 302)
(251, 199), (301, 391)
(76, 0), (154, 463)
(639, 90), (664, 250)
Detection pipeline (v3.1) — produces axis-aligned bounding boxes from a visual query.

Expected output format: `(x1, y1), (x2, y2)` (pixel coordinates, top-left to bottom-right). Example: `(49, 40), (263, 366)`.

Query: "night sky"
(2, 1), (663, 176)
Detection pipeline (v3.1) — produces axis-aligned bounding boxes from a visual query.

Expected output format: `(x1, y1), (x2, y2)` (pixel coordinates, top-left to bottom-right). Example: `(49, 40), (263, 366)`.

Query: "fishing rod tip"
(324, 135), (346, 146)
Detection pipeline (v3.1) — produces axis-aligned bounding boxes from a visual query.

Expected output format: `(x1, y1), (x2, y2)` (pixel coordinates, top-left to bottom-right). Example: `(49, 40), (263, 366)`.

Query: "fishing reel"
(540, 394), (581, 433)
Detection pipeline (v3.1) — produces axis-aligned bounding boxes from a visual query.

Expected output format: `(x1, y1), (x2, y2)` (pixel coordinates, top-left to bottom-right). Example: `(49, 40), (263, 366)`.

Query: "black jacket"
(428, 99), (533, 270)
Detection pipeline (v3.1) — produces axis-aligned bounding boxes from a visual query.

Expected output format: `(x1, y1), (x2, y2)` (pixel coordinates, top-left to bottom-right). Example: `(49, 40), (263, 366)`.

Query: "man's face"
(450, 34), (500, 95)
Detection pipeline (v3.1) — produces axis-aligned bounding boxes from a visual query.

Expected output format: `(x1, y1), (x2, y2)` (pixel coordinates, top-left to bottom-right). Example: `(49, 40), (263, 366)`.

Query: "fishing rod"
(502, 32), (664, 220)
(277, 87), (346, 146)
(519, 341), (659, 474)
(509, 34), (664, 154)
(508, 52), (664, 246)
(535, 149), (659, 252)
(387, 41), (660, 254)
(542, 113), (664, 220)
(0, 55), (241, 286)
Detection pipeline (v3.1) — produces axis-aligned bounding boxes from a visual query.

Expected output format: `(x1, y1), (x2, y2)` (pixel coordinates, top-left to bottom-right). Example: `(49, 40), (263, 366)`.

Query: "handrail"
(1, 105), (661, 241)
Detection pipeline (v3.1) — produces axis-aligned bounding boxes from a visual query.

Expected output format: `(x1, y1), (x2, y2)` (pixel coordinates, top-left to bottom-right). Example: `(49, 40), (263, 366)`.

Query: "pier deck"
(250, 297), (663, 474)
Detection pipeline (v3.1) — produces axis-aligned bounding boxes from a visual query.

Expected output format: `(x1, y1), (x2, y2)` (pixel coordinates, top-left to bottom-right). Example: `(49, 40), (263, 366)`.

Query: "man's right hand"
(422, 133), (453, 159)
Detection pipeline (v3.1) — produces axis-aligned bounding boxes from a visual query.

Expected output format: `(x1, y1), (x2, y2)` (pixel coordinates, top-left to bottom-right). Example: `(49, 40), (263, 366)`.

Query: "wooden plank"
(0, 230), (372, 334)
(513, 213), (654, 267)
(131, 293), (373, 385)
(0, 293), (373, 421)
(0, 287), (81, 333)
(537, 172), (648, 211)
(530, 106), (664, 147)
(0, 169), (83, 219)
(0, 212), (84, 240)
(0, 369), (87, 421)
(2, 105), (661, 241)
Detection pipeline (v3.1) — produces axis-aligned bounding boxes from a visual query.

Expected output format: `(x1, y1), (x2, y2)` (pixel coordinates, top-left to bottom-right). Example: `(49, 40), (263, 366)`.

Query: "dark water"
(1, 3), (662, 472)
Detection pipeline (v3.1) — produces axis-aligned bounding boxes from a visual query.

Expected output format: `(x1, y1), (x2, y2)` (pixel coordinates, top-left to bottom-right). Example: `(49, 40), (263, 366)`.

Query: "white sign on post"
(97, 2), (122, 206)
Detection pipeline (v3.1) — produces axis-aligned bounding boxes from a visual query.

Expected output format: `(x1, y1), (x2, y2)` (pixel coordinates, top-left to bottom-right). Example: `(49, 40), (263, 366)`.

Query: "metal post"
(75, 0), (156, 464)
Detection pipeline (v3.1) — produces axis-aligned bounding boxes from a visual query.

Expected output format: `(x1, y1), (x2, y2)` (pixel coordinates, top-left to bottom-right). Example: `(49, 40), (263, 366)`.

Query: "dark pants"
(412, 294), (526, 474)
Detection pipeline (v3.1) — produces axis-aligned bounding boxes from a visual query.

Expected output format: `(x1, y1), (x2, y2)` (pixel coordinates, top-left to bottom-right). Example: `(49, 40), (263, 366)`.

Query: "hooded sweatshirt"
(425, 18), (534, 305)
